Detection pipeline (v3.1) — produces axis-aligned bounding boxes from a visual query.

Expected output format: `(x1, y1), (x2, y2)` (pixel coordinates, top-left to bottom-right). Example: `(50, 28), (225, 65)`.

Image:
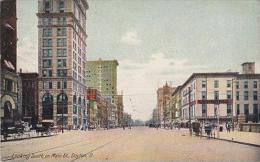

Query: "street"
(1, 127), (260, 162)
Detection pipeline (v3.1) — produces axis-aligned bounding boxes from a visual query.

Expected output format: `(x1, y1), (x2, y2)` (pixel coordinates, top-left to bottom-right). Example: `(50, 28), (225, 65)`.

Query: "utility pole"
(215, 91), (220, 138)
(61, 84), (64, 133)
(188, 87), (192, 136)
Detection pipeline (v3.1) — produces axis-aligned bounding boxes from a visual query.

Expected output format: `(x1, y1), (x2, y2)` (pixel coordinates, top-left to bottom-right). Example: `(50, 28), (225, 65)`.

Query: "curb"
(200, 135), (260, 148)
(1, 134), (57, 143)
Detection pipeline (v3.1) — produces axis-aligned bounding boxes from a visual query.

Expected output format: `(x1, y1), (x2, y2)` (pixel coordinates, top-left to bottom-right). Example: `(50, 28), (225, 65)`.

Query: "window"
(57, 59), (66, 68)
(253, 91), (258, 100)
(57, 81), (61, 89)
(202, 91), (207, 100)
(42, 69), (52, 77)
(244, 81), (248, 89)
(227, 104), (231, 116)
(44, 0), (51, 12)
(236, 81), (239, 89)
(58, 17), (66, 25)
(57, 38), (66, 47)
(5, 79), (13, 92)
(57, 49), (66, 57)
(244, 104), (249, 115)
(214, 80), (219, 88)
(253, 104), (258, 115)
(57, 28), (66, 36)
(214, 91), (219, 100)
(43, 59), (52, 68)
(227, 80), (231, 88)
(202, 80), (206, 88)
(236, 104), (240, 115)
(57, 69), (67, 77)
(43, 28), (52, 37)
(227, 90), (232, 100)
(202, 104), (207, 116)
(43, 49), (52, 57)
(59, 0), (64, 12)
(244, 91), (248, 100)
(43, 39), (52, 47)
(254, 81), (257, 89)
(43, 81), (52, 89)
(236, 91), (239, 100)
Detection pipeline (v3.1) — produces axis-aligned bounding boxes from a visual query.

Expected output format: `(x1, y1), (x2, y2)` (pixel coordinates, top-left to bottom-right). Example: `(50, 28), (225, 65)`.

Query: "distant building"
(86, 88), (99, 128)
(18, 71), (39, 125)
(235, 63), (260, 123)
(171, 86), (182, 122)
(86, 59), (118, 104)
(37, 0), (89, 129)
(157, 82), (175, 127)
(242, 62), (255, 74)
(0, 0), (19, 127)
(116, 94), (124, 127)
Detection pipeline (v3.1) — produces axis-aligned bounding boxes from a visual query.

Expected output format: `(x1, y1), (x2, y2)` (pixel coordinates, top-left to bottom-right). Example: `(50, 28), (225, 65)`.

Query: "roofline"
(242, 62), (255, 65)
(180, 72), (239, 90)
(172, 85), (182, 96)
(87, 59), (119, 66)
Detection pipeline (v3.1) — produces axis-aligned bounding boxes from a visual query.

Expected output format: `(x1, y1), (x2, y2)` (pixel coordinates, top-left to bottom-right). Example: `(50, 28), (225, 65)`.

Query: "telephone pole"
(188, 87), (192, 136)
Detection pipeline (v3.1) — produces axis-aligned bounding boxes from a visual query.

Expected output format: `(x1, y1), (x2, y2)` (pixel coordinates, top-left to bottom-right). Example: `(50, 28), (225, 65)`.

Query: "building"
(37, 0), (89, 129)
(116, 94), (124, 127)
(171, 86), (182, 122)
(180, 72), (238, 125)
(86, 88), (99, 128)
(86, 59), (118, 104)
(235, 63), (260, 123)
(157, 82), (175, 127)
(0, 0), (19, 127)
(18, 72), (39, 125)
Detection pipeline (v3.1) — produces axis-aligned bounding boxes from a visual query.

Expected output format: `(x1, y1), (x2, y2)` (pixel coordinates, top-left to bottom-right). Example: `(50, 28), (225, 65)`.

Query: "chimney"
(242, 62), (255, 74)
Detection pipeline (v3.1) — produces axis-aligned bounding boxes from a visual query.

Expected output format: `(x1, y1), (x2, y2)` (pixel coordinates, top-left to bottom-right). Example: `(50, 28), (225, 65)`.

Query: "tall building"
(0, 0), (19, 127)
(37, 0), (89, 129)
(157, 82), (175, 127)
(86, 59), (118, 104)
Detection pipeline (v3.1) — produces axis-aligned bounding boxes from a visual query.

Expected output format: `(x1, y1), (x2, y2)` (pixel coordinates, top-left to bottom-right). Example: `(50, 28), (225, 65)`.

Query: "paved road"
(1, 127), (260, 162)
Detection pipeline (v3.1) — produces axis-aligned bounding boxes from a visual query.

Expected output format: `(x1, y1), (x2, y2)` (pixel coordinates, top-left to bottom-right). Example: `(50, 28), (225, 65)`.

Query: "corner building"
(37, 0), (88, 129)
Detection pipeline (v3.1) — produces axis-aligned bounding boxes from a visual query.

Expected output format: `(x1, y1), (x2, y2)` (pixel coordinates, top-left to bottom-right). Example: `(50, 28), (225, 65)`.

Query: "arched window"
(42, 93), (53, 119)
(57, 93), (68, 114)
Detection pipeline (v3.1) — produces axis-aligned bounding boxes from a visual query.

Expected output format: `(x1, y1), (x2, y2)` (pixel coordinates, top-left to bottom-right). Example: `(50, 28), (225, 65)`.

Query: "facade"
(235, 63), (260, 123)
(86, 59), (118, 104)
(18, 72), (39, 125)
(86, 88), (99, 128)
(37, 0), (89, 129)
(180, 73), (237, 125)
(171, 86), (182, 122)
(116, 94), (124, 127)
(157, 82), (175, 127)
(0, 0), (20, 127)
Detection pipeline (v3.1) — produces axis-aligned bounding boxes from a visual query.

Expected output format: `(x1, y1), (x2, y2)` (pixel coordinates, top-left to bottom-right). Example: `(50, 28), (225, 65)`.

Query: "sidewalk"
(217, 130), (260, 146)
(168, 128), (260, 147)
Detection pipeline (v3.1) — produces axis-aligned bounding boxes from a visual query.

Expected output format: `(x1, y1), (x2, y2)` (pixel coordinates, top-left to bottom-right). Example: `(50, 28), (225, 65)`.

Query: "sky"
(17, 0), (260, 121)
